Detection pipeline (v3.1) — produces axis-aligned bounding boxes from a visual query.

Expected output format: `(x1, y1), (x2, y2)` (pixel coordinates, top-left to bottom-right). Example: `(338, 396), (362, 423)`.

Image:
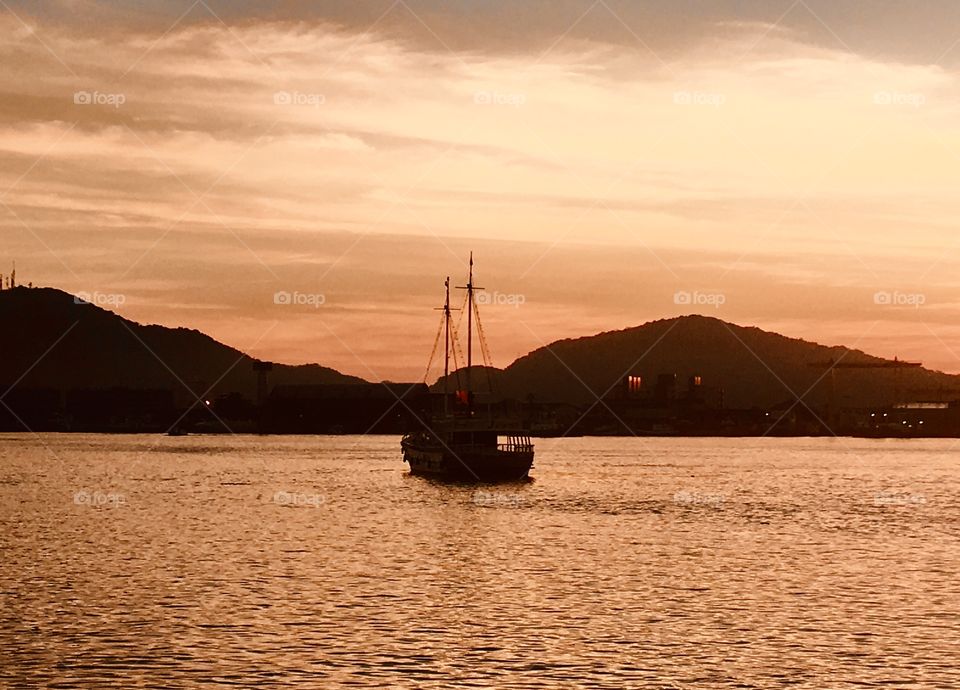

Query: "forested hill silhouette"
(439, 315), (960, 409)
(0, 287), (366, 399)
(7, 287), (960, 413)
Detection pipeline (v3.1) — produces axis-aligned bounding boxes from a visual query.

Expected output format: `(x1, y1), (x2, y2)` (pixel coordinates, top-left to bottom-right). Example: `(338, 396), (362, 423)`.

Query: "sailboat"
(401, 254), (534, 482)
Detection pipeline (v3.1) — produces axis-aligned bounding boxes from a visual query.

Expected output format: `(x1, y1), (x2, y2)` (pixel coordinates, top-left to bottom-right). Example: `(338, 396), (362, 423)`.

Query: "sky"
(3, 0), (960, 382)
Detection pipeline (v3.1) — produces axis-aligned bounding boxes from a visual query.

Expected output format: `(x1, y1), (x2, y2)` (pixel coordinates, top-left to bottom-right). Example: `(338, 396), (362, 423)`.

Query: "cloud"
(9, 0), (960, 67)
(4, 9), (960, 378)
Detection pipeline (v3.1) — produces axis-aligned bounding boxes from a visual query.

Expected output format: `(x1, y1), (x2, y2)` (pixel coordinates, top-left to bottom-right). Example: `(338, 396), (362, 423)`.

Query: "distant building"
(573, 371), (765, 435)
(854, 401), (960, 437)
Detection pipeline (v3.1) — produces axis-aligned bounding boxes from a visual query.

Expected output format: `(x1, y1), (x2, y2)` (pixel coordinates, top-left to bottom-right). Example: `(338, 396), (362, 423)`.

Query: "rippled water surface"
(2, 434), (959, 688)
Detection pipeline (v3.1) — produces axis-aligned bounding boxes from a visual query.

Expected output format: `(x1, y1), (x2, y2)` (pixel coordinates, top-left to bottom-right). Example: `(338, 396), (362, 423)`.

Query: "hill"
(0, 287), (365, 401)
(8, 287), (959, 424)
(441, 315), (960, 409)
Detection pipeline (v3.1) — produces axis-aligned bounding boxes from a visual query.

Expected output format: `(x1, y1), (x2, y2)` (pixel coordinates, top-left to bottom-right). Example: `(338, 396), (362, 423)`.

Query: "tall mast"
(443, 276), (450, 417)
(456, 253), (482, 415)
(466, 252), (473, 398)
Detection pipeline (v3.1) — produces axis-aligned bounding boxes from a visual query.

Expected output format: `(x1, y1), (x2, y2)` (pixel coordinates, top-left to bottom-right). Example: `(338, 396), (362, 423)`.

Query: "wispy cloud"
(3, 9), (960, 379)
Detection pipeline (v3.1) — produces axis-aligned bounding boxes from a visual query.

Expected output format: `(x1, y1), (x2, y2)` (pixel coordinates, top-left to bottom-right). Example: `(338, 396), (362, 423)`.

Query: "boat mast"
(466, 252), (473, 402)
(457, 253), (482, 415)
(443, 276), (450, 417)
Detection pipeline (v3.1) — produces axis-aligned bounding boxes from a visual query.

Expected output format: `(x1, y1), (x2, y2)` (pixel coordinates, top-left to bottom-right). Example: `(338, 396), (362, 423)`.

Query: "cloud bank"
(3, 4), (960, 379)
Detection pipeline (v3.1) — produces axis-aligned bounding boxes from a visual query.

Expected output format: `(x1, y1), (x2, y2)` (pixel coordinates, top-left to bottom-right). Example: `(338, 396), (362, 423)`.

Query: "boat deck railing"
(497, 442), (534, 454)
(404, 431), (534, 455)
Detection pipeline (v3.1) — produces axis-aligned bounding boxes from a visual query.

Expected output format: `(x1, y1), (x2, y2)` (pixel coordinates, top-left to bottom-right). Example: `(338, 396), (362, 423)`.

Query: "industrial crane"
(807, 356), (922, 427)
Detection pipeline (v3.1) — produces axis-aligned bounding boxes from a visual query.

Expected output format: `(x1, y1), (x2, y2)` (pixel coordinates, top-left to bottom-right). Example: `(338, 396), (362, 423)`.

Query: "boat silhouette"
(401, 254), (534, 482)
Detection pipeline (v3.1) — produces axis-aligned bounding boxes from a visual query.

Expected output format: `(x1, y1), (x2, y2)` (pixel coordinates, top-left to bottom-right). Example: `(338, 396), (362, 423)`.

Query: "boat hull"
(402, 439), (533, 482)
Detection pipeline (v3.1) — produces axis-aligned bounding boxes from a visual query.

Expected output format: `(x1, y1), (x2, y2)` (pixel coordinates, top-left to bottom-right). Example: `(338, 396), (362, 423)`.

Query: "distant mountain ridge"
(438, 315), (960, 409)
(0, 287), (366, 399)
(6, 287), (960, 413)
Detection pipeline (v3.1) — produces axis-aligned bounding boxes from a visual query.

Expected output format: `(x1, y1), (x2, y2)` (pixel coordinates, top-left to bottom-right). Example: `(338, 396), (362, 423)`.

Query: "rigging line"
(449, 316), (466, 392)
(449, 326), (461, 392)
(472, 299), (496, 393)
(422, 311), (446, 383)
(445, 289), (471, 395)
(453, 291), (468, 332)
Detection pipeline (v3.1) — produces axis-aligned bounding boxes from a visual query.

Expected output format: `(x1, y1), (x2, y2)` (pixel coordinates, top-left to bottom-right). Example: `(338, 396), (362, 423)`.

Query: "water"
(1, 434), (958, 688)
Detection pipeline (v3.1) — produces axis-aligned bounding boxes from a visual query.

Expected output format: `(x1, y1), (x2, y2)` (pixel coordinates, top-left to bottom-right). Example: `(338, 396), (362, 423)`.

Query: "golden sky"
(3, 1), (960, 382)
